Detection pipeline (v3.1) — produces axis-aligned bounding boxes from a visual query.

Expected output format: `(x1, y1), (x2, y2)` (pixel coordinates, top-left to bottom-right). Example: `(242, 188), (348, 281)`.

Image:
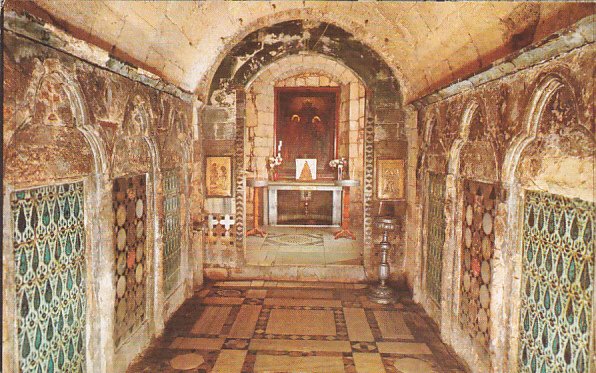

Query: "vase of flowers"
(329, 158), (348, 181)
(268, 154), (283, 181)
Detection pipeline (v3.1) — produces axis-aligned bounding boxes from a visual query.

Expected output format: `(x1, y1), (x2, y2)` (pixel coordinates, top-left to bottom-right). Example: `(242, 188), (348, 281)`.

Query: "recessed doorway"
(245, 85), (364, 267)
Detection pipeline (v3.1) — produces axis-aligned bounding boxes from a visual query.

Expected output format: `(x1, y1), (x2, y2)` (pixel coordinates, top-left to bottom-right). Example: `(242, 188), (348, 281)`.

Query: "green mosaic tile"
(12, 182), (86, 372)
(425, 172), (446, 304)
(163, 169), (182, 295)
(519, 190), (594, 372)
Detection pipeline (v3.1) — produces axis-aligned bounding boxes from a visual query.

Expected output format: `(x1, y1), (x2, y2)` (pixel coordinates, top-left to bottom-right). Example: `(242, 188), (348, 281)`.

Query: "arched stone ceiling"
(18, 0), (595, 103)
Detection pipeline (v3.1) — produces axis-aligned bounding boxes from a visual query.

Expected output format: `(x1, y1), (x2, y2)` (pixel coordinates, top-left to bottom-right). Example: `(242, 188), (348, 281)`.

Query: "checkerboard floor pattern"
(127, 281), (468, 372)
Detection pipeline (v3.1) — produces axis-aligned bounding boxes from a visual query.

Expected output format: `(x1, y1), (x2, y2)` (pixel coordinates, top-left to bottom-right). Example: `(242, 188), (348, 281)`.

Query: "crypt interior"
(1, 1), (595, 372)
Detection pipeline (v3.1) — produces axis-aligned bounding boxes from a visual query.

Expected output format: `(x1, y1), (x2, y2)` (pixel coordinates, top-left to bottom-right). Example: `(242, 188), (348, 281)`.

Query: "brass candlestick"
(368, 217), (397, 304)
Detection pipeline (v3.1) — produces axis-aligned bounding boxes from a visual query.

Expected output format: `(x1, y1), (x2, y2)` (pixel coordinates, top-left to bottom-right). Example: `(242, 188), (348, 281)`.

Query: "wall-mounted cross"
(220, 215), (235, 231)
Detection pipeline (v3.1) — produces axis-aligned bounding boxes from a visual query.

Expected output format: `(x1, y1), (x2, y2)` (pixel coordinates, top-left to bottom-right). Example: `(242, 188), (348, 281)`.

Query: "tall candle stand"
(368, 217), (397, 304)
(246, 178), (268, 237)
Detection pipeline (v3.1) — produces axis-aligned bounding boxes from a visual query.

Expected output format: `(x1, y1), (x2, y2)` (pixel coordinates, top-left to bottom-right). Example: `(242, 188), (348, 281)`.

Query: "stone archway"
(203, 19), (407, 281)
(238, 53), (368, 273)
(2, 58), (108, 373)
(501, 72), (595, 372)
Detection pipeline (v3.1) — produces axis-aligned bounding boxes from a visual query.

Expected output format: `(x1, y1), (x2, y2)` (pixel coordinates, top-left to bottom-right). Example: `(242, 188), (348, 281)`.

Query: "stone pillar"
(403, 105), (421, 292)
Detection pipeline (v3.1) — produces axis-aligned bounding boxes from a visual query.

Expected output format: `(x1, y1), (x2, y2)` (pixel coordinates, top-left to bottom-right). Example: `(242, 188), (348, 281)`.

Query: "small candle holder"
(368, 217), (397, 304)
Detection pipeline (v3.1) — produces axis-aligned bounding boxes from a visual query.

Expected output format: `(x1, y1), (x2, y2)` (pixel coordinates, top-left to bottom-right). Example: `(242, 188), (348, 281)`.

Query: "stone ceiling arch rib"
(246, 53), (364, 91)
(195, 8), (407, 101)
(208, 19), (401, 110)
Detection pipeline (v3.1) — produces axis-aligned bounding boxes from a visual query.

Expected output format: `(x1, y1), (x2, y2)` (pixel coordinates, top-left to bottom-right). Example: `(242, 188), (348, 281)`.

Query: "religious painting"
(206, 156), (232, 197)
(12, 182), (87, 372)
(376, 158), (405, 200)
(113, 174), (147, 347)
(296, 158), (317, 181)
(275, 88), (339, 179)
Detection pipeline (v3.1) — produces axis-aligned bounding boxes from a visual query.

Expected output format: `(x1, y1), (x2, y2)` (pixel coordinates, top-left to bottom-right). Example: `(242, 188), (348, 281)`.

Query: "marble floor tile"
(264, 297), (342, 308)
(373, 310), (414, 340)
(169, 337), (225, 350)
(229, 305), (262, 338)
(202, 297), (244, 305)
(267, 289), (334, 299)
(344, 307), (374, 342)
(169, 353), (205, 370)
(266, 309), (337, 335)
(392, 357), (437, 373)
(249, 339), (352, 352)
(191, 306), (231, 335)
(377, 342), (433, 355)
(273, 251), (326, 265)
(254, 354), (345, 373)
(127, 282), (468, 373)
(352, 352), (386, 372)
(211, 350), (247, 373)
(246, 289), (268, 298)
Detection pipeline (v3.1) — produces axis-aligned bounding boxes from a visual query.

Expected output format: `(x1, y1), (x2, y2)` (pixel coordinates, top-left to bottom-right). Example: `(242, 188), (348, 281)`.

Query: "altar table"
(267, 181), (342, 226)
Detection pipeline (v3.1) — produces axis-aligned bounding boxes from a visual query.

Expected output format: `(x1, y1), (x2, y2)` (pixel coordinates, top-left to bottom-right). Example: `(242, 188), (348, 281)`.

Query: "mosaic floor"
(127, 281), (468, 372)
(245, 227), (363, 266)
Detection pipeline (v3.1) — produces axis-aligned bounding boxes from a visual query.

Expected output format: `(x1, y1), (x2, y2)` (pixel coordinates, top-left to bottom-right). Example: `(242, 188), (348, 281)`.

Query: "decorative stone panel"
(519, 190), (594, 372)
(163, 169), (182, 295)
(459, 179), (498, 351)
(203, 214), (236, 266)
(425, 172), (446, 304)
(113, 174), (147, 347)
(12, 182), (86, 372)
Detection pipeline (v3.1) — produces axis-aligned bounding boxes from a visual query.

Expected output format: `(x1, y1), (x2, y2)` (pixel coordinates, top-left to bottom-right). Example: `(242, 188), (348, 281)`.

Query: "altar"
(267, 181), (342, 226)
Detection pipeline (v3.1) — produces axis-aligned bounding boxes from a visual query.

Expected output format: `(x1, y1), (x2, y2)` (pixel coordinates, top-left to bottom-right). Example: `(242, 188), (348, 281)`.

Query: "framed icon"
(376, 158), (405, 200)
(206, 156), (232, 197)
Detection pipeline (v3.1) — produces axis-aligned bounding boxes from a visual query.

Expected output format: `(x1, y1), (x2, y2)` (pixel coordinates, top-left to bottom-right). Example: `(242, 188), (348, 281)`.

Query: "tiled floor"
(245, 226), (363, 266)
(127, 281), (468, 373)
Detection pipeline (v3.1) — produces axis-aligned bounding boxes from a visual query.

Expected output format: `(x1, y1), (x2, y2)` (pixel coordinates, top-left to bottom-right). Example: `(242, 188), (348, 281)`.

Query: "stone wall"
(2, 13), (200, 373)
(413, 19), (594, 373)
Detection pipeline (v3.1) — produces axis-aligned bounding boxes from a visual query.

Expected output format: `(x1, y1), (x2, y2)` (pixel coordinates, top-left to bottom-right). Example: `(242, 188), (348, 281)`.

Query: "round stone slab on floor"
(393, 357), (436, 373)
(170, 353), (204, 370)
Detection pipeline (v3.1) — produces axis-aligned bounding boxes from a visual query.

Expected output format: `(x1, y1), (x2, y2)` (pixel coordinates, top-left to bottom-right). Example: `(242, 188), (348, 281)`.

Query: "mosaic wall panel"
(163, 169), (181, 295)
(113, 174), (147, 346)
(459, 179), (498, 350)
(519, 191), (594, 372)
(425, 172), (446, 304)
(12, 182), (86, 372)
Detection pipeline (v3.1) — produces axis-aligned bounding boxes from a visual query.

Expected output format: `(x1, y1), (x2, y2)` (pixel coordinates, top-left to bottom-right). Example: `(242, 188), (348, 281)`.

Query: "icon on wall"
(296, 158), (317, 181)
(206, 156), (233, 197)
(376, 158), (405, 200)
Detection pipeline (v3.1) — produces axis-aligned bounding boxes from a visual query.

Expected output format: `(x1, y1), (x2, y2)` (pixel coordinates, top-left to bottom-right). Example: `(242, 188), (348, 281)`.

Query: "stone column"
(403, 105), (421, 294)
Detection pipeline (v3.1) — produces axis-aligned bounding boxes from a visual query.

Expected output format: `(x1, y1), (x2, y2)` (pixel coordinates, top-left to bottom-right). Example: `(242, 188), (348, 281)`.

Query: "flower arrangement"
(329, 158), (348, 180)
(269, 154), (283, 169)
(268, 141), (283, 180)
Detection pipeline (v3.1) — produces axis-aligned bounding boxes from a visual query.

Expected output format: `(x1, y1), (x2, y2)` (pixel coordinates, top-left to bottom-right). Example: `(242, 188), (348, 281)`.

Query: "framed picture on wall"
(376, 158), (405, 200)
(206, 156), (232, 197)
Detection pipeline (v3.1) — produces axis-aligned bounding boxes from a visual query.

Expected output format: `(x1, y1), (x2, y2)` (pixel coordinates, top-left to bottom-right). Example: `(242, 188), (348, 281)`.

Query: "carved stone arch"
(447, 99), (480, 177)
(459, 104), (498, 183)
(502, 72), (595, 373)
(3, 58), (109, 373)
(503, 72), (583, 186)
(123, 94), (154, 137)
(420, 107), (449, 175)
(199, 13), (407, 103)
(7, 58), (107, 180)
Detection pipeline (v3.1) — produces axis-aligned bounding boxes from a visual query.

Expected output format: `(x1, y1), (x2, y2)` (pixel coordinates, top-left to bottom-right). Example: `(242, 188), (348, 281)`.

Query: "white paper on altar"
(295, 159), (317, 180)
